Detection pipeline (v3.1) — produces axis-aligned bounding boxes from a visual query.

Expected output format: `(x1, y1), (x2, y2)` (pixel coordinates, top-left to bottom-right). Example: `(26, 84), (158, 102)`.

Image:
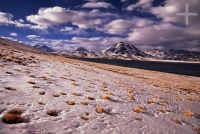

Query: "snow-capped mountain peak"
(75, 47), (89, 52)
(102, 42), (147, 57)
(34, 45), (55, 52)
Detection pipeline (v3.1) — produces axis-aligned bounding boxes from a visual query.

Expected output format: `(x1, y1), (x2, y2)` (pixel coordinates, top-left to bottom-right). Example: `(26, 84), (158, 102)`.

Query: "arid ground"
(0, 40), (200, 134)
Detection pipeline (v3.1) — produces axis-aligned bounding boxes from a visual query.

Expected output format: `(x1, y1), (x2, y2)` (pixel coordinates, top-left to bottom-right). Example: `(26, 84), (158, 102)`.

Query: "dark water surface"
(70, 57), (200, 77)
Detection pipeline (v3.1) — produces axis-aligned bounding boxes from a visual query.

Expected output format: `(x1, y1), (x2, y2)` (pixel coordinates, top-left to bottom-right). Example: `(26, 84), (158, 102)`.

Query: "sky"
(0, 0), (199, 51)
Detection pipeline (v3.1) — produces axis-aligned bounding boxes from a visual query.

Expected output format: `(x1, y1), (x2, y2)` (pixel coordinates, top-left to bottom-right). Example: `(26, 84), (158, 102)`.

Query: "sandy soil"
(0, 43), (200, 134)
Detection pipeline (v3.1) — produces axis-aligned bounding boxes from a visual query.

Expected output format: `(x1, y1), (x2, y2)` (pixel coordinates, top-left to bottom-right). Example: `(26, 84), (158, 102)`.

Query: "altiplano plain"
(0, 39), (200, 134)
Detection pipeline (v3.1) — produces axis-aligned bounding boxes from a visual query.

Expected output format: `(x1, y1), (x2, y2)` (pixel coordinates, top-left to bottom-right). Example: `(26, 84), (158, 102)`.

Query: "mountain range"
(1, 38), (199, 62)
(61, 42), (200, 62)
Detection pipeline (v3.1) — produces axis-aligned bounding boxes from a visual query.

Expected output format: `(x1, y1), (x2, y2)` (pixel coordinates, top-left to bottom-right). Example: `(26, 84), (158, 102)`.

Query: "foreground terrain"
(0, 40), (200, 134)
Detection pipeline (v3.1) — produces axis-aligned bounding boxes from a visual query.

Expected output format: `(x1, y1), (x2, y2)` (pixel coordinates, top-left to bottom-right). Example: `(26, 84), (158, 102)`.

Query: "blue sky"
(0, 0), (199, 51)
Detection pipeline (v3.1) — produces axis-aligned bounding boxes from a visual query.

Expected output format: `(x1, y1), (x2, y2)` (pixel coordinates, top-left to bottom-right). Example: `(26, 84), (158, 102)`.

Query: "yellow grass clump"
(4, 87), (17, 91)
(47, 109), (58, 116)
(96, 107), (105, 114)
(66, 100), (76, 105)
(72, 92), (82, 96)
(182, 110), (194, 117)
(133, 106), (143, 113)
(1, 108), (24, 124)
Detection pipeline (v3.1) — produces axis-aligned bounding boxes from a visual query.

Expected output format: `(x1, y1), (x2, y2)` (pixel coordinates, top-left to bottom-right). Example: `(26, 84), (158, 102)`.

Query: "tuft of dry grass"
(66, 100), (76, 105)
(135, 117), (143, 121)
(72, 82), (80, 86)
(88, 96), (95, 100)
(4, 87), (17, 91)
(39, 91), (46, 95)
(127, 89), (133, 94)
(80, 101), (89, 105)
(1, 108), (24, 124)
(47, 109), (58, 116)
(133, 106), (143, 113)
(33, 85), (40, 89)
(52, 93), (60, 97)
(60, 92), (67, 95)
(171, 118), (182, 125)
(40, 76), (48, 80)
(159, 99), (168, 105)
(182, 110), (194, 117)
(96, 107), (105, 114)
(81, 112), (90, 120)
(69, 78), (76, 82)
(147, 98), (157, 104)
(7, 108), (23, 115)
(29, 74), (36, 78)
(27, 81), (36, 85)
(72, 92), (81, 96)
(106, 91), (114, 96)
(81, 116), (89, 120)
(60, 76), (67, 79)
(38, 101), (45, 105)
(101, 88), (108, 92)
(129, 95), (136, 101)
(101, 95), (111, 100)
(5, 71), (13, 74)
(192, 127), (200, 134)
(157, 107), (171, 113)
(2, 114), (24, 124)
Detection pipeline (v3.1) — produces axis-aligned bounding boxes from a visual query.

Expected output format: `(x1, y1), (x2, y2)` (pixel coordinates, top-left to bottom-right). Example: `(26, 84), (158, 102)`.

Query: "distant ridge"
(34, 45), (55, 52)
(75, 47), (89, 52)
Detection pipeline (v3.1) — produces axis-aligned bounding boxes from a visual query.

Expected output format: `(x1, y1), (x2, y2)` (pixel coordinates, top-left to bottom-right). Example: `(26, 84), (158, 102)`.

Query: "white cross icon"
(176, 3), (198, 25)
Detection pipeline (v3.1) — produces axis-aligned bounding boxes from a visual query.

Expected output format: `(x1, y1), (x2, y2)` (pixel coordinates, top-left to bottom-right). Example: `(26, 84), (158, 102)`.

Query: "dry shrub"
(84, 112), (89, 116)
(69, 79), (76, 82)
(128, 94), (136, 101)
(40, 76), (48, 80)
(7, 108), (23, 115)
(157, 107), (171, 113)
(72, 92), (81, 96)
(159, 99), (168, 105)
(182, 110), (194, 117)
(29, 74), (36, 78)
(88, 96), (95, 100)
(72, 82), (80, 86)
(52, 94), (60, 97)
(135, 117), (143, 121)
(106, 91), (114, 96)
(127, 89), (133, 94)
(60, 77), (67, 79)
(96, 107), (105, 114)
(81, 112), (90, 120)
(39, 91), (46, 95)
(5, 71), (13, 74)
(33, 85), (40, 89)
(171, 118), (182, 125)
(81, 116), (89, 120)
(101, 88), (108, 92)
(192, 127), (200, 134)
(60, 92), (67, 95)
(102, 95), (111, 100)
(147, 98), (157, 104)
(38, 101), (45, 105)
(1, 108), (24, 124)
(47, 109), (58, 116)
(80, 101), (89, 105)
(66, 100), (76, 105)
(27, 81), (36, 85)
(133, 106), (143, 113)
(4, 87), (17, 91)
